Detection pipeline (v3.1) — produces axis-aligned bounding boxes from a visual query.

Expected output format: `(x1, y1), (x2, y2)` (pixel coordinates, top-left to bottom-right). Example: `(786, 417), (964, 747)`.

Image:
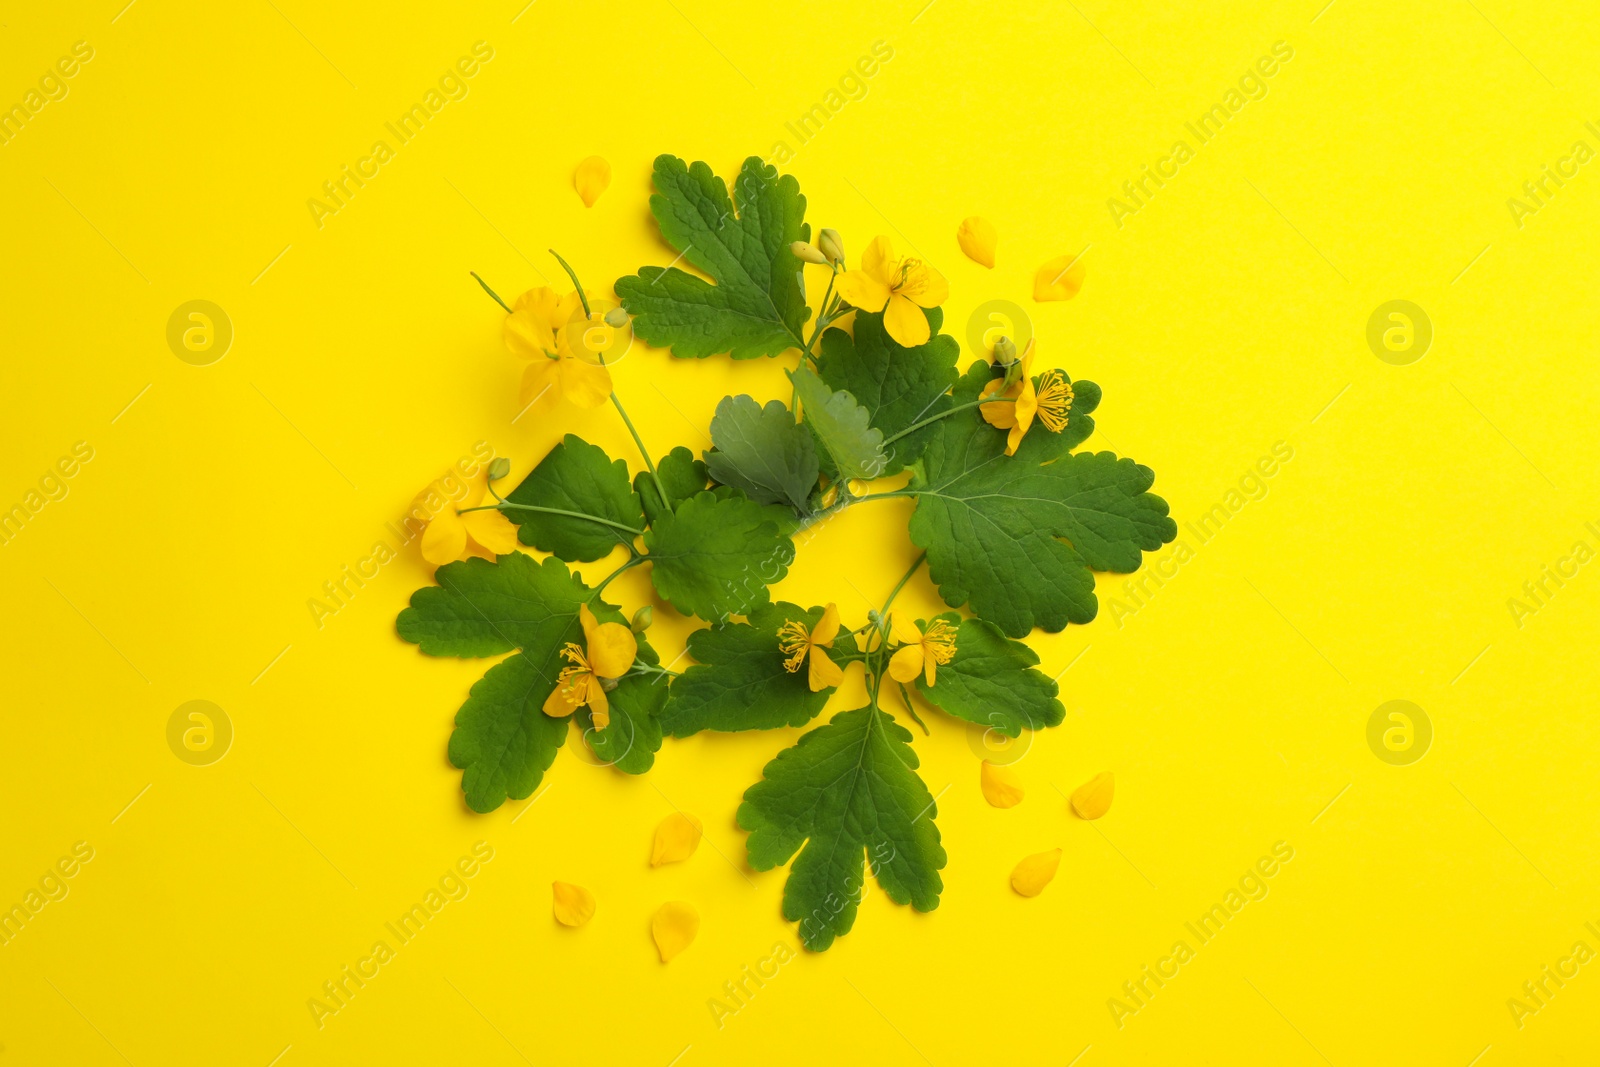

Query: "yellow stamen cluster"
(552, 642), (591, 705)
(921, 619), (958, 665)
(1034, 370), (1073, 433)
(777, 621), (813, 673)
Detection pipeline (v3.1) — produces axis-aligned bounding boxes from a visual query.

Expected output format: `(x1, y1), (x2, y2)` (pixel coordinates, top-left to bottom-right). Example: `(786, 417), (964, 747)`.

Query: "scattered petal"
(651, 901), (700, 962)
(552, 881), (595, 927)
(1070, 771), (1114, 820)
(957, 216), (997, 268)
(651, 812), (704, 867)
(575, 155), (611, 207)
(1011, 848), (1062, 897)
(980, 760), (1024, 808)
(1034, 254), (1086, 302)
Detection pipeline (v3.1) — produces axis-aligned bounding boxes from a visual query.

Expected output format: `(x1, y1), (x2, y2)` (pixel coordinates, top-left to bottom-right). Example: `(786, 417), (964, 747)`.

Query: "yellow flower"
(777, 603), (845, 692)
(504, 287), (613, 409)
(979, 339), (1073, 456)
(886, 613), (958, 686)
(411, 472), (520, 567)
(542, 604), (638, 729)
(834, 235), (949, 347)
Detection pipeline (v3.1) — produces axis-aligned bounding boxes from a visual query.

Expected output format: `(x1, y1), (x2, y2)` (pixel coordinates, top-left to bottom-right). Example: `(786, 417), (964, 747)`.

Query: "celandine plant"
(396, 154), (1178, 951)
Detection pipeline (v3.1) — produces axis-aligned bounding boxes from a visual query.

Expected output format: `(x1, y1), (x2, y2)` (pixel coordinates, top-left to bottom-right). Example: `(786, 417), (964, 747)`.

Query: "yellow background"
(3, 0), (1598, 1063)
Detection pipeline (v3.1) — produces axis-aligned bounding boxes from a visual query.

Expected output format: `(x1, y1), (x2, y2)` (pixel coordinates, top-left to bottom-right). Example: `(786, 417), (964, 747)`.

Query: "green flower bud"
(486, 457), (511, 481)
(817, 228), (845, 265)
(991, 336), (1017, 366)
(630, 605), (654, 632)
(604, 306), (630, 328)
(791, 241), (829, 265)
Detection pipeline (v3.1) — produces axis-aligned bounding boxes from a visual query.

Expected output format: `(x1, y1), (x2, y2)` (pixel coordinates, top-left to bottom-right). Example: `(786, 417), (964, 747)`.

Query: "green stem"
(880, 396), (1014, 448)
(802, 268), (838, 358)
(869, 552), (927, 705)
(471, 271), (514, 314)
(460, 502), (642, 537)
(548, 250), (593, 317)
(626, 661), (680, 679)
(593, 555), (645, 597)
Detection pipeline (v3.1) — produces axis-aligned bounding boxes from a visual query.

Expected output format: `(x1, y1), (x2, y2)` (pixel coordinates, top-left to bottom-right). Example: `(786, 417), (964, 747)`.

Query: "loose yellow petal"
(883, 293), (931, 347)
(574, 155), (611, 207)
(957, 216), (997, 268)
(650, 812), (704, 867)
(552, 881), (595, 927)
(651, 901), (699, 962)
(1035, 254), (1087, 302)
(1070, 771), (1115, 820)
(1011, 848), (1062, 897)
(888, 644), (924, 684)
(981, 760), (1024, 808)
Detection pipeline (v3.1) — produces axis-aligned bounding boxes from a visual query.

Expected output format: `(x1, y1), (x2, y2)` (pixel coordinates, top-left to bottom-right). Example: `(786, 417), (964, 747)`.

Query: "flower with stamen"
(833, 235), (949, 347)
(887, 614), (958, 686)
(777, 603), (845, 692)
(542, 604), (638, 729)
(979, 339), (1072, 456)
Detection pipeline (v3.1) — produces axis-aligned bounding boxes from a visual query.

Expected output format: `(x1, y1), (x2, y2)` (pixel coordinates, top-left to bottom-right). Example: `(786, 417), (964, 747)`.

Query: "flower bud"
(817, 228), (845, 265)
(600, 675), (620, 693)
(790, 241), (829, 265)
(630, 605), (653, 632)
(991, 336), (1017, 366)
(603, 306), (630, 328)
(486, 457), (511, 481)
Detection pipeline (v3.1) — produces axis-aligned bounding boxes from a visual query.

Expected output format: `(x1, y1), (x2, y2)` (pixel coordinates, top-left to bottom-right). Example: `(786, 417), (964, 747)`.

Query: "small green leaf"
(703, 395), (819, 513)
(644, 490), (794, 621)
(661, 603), (836, 736)
(636, 446), (709, 525)
(615, 155), (809, 360)
(789, 366), (888, 482)
(916, 612), (1064, 736)
(448, 651), (570, 813)
(739, 706), (946, 951)
(907, 364), (1176, 636)
(578, 673), (667, 774)
(505, 435), (643, 562)
(815, 308), (959, 476)
(397, 553), (592, 658)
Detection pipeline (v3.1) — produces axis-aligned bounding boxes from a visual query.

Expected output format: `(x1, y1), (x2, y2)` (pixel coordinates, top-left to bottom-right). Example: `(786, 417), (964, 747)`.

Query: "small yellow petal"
(461, 507), (520, 556)
(420, 509), (468, 566)
(587, 621), (638, 679)
(888, 644), (924, 684)
(883, 293), (931, 346)
(557, 356), (614, 409)
(956, 216), (997, 268)
(574, 155), (611, 207)
(810, 603), (841, 646)
(650, 812), (704, 867)
(1011, 848), (1062, 897)
(1034, 254), (1087, 302)
(808, 648), (844, 692)
(552, 881), (595, 927)
(981, 760), (1024, 808)
(833, 268), (892, 313)
(651, 901), (700, 962)
(1070, 771), (1115, 820)
(587, 687), (609, 729)
(888, 612), (924, 647)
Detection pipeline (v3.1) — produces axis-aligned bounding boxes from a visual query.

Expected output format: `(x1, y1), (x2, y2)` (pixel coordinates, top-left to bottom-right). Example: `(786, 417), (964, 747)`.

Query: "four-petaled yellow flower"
(834, 235), (950, 347)
(542, 604), (638, 729)
(886, 613), (958, 686)
(411, 473), (520, 567)
(777, 603), (845, 692)
(504, 287), (613, 409)
(979, 338), (1072, 456)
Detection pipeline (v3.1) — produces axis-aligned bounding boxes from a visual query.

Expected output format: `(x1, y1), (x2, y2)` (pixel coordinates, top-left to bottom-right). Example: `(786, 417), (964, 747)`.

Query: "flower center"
(1034, 370), (1074, 433)
(554, 642), (593, 704)
(921, 619), (958, 665)
(777, 620), (813, 673)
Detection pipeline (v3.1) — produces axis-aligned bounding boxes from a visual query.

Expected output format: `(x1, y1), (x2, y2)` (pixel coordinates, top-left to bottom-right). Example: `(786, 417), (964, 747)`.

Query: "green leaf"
(636, 446), (709, 526)
(448, 651), (570, 813)
(815, 308), (959, 476)
(703, 395), (819, 513)
(577, 673), (667, 774)
(789, 366), (888, 482)
(505, 435), (644, 562)
(916, 612), (1064, 736)
(907, 363), (1176, 637)
(644, 490), (795, 621)
(661, 602), (836, 736)
(739, 706), (946, 952)
(615, 155), (809, 360)
(398, 554), (643, 811)
(396, 553), (593, 658)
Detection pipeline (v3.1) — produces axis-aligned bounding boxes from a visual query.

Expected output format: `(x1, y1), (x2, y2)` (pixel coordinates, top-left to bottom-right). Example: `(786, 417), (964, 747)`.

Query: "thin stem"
(548, 250), (593, 317)
(881, 396), (1015, 448)
(869, 551), (927, 705)
(594, 555), (645, 597)
(608, 386), (669, 506)
(460, 502), (642, 536)
(471, 271), (514, 314)
(802, 267), (838, 358)
(626, 662), (679, 679)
